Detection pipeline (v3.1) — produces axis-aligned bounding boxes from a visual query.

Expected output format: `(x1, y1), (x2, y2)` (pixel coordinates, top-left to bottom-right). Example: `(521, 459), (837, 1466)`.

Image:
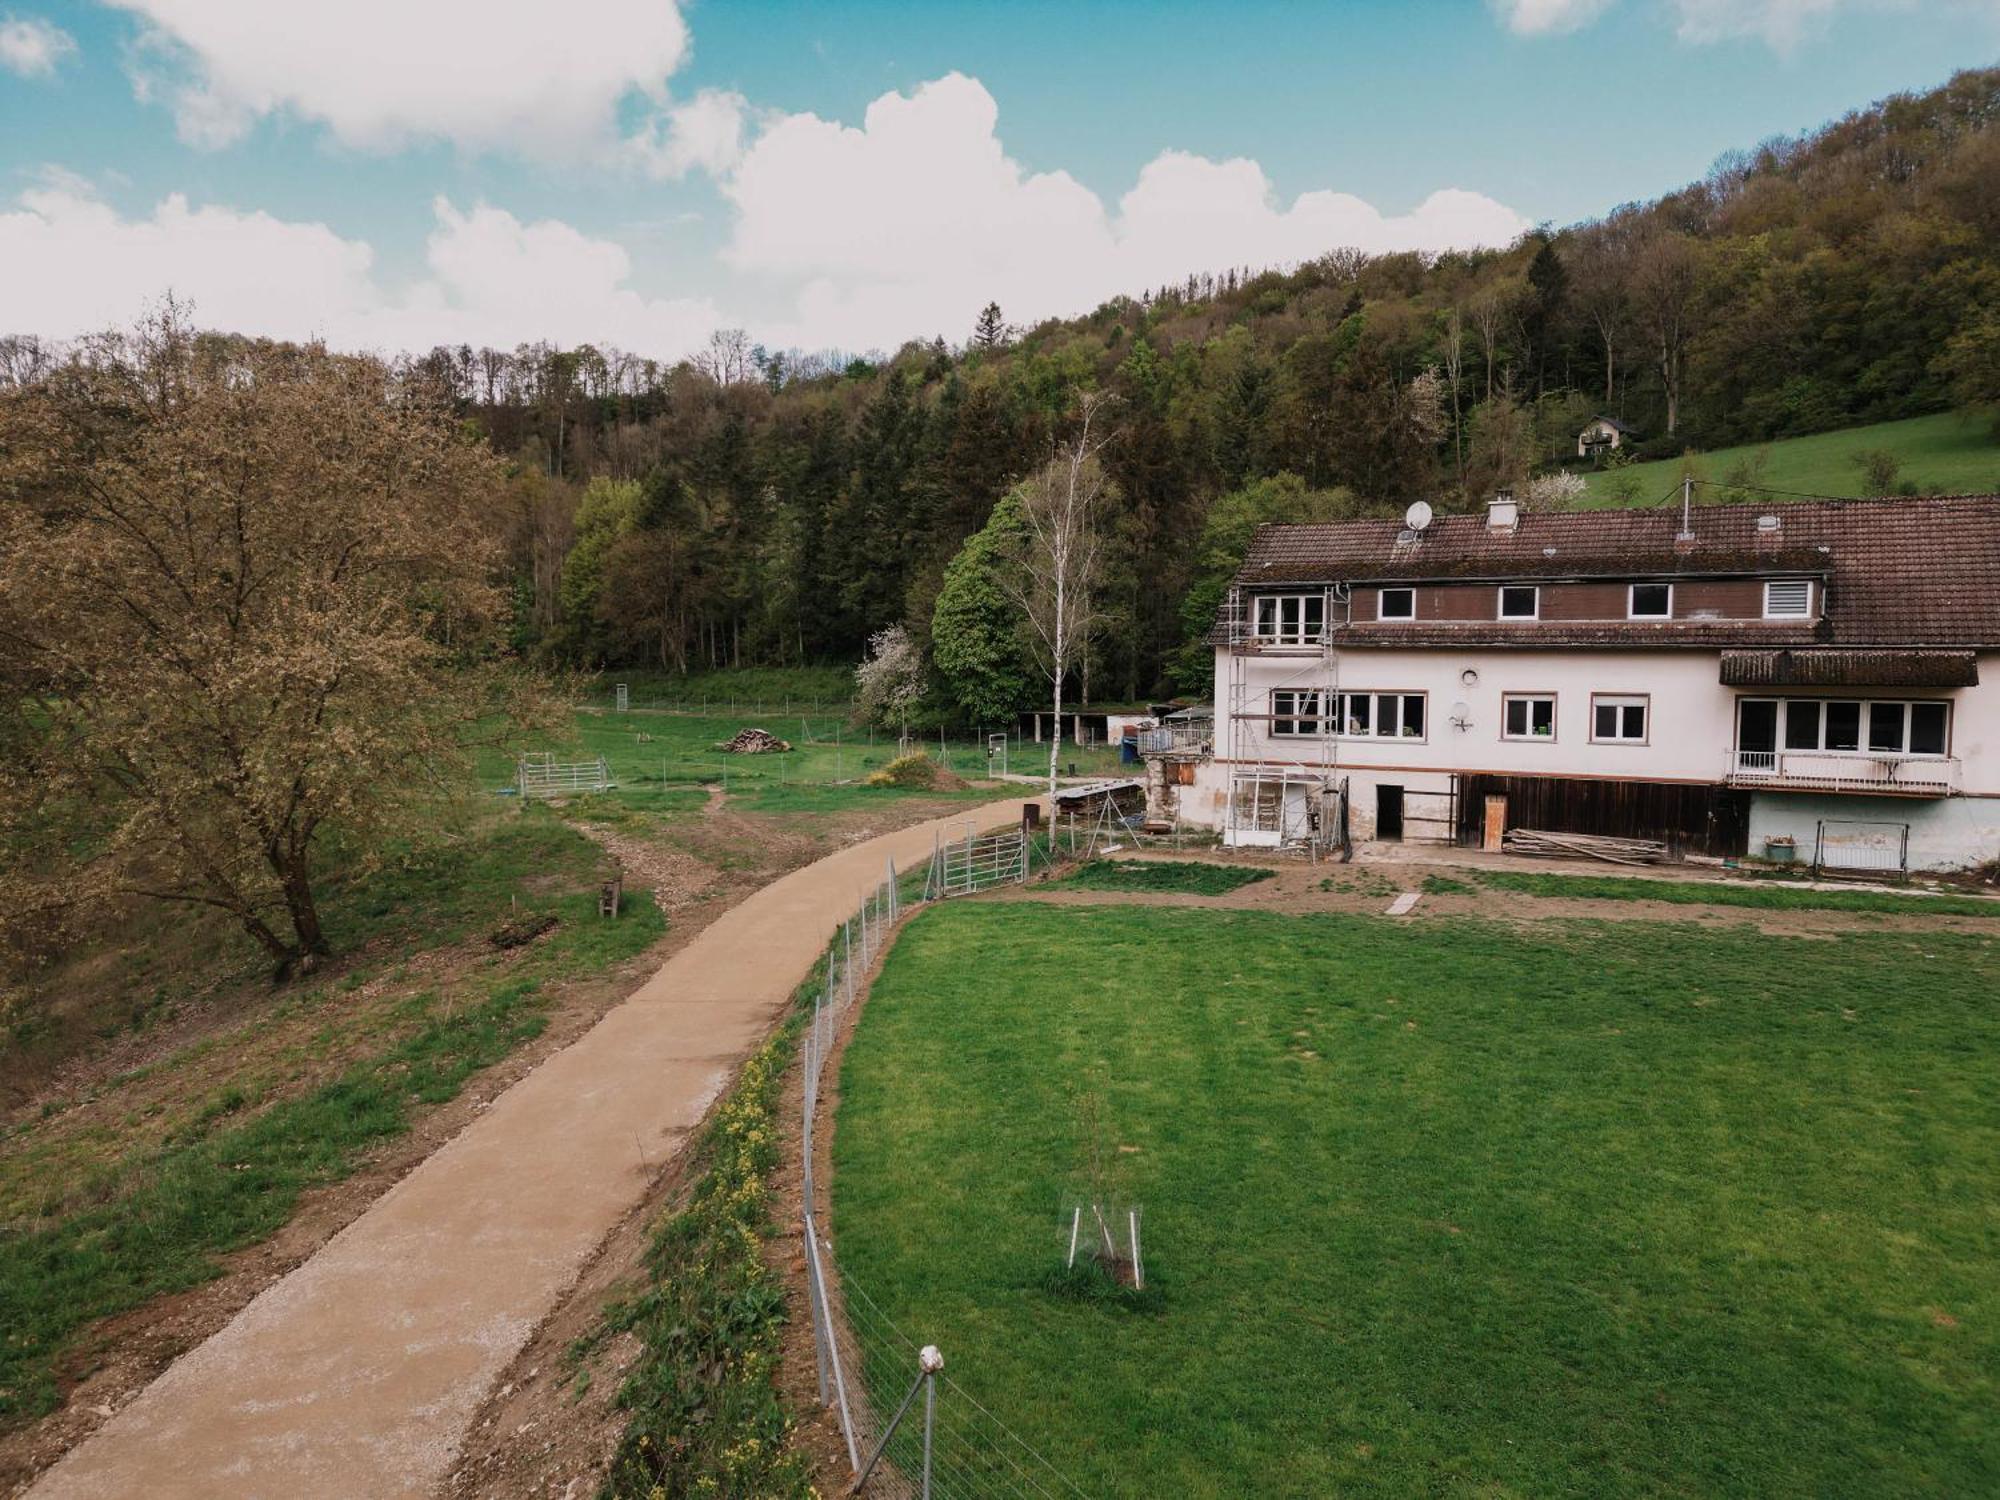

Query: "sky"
(1, 0), (1994, 362)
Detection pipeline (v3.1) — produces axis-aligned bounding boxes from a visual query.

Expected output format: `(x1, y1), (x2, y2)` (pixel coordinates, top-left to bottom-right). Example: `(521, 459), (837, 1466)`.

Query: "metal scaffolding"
(1219, 582), (1350, 856)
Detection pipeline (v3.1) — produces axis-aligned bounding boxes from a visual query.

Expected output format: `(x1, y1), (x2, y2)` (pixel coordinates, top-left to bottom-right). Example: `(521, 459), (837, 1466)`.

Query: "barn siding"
(1453, 773), (1751, 857)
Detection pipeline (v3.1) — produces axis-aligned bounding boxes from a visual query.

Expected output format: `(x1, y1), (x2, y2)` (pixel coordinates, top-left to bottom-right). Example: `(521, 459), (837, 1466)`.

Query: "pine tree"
(973, 302), (1006, 350)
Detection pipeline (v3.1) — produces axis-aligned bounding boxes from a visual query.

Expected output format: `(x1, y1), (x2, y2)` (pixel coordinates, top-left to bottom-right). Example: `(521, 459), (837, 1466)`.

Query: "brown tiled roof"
(1720, 649), (1980, 687)
(1231, 495), (2000, 648)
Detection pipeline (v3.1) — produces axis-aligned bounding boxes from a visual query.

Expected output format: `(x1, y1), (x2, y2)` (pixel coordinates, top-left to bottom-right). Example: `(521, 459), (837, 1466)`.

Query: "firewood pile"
(1502, 828), (1667, 865)
(717, 727), (792, 754)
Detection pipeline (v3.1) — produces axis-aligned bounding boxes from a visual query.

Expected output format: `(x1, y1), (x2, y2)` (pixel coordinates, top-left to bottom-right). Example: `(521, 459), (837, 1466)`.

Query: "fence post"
(850, 1346), (943, 1496)
(922, 1349), (938, 1500)
(806, 1217), (860, 1472)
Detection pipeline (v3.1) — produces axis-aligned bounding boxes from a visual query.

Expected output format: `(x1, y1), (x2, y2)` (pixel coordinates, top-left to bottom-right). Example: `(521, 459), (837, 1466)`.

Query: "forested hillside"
(30, 69), (2000, 708)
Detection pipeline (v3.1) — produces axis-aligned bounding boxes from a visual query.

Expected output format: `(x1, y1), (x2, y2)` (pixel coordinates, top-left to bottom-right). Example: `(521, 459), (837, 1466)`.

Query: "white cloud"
(1498, 0), (1947, 49)
(109, 0), (692, 156)
(0, 74), (1534, 362)
(1669, 0), (1844, 48)
(720, 73), (1531, 351)
(625, 89), (749, 180)
(0, 178), (720, 359)
(1491, 0), (1613, 35)
(0, 13), (76, 76)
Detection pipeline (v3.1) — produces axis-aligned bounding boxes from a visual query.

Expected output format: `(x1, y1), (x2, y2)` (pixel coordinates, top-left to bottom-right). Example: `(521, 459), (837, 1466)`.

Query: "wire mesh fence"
(799, 847), (1086, 1497)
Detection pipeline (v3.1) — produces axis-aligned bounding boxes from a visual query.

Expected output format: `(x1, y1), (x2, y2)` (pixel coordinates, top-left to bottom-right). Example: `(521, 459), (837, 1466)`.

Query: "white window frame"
(1269, 688), (1326, 738)
(1741, 695), (1950, 758)
(1589, 694), (1650, 744)
(1627, 582), (1673, 620)
(1333, 691), (1427, 742)
(1501, 693), (1558, 741)
(1252, 592), (1327, 645)
(1377, 587), (1415, 621)
(1763, 579), (1813, 619)
(1498, 584), (1540, 621)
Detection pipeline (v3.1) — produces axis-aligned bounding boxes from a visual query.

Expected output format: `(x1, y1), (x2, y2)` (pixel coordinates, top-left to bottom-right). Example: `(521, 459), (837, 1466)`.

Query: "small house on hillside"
(1577, 416), (1634, 459)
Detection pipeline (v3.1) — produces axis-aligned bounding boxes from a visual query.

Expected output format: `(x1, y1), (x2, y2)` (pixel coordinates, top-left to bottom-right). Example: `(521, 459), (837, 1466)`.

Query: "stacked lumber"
(1502, 828), (1666, 865)
(718, 727), (792, 754)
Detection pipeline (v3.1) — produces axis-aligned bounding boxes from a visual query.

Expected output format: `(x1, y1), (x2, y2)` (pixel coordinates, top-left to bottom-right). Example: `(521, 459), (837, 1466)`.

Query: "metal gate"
(923, 826), (1031, 898)
(1812, 819), (1910, 878)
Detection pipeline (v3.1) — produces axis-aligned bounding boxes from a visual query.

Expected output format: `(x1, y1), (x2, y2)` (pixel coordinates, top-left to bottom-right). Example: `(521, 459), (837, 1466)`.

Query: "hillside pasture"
(1578, 410), (1999, 505)
(833, 900), (2000, 1498)
(485, 705), (1124, 819)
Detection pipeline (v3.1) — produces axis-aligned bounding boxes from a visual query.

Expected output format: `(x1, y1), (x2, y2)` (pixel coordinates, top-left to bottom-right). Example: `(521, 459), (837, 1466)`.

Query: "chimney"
(1486, 490), (1519, 535)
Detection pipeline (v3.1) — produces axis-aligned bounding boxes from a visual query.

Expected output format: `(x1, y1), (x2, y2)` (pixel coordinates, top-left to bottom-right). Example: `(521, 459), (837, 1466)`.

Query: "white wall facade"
(1747, 793), (2000, 873)
(1187, 644), (2000, 869)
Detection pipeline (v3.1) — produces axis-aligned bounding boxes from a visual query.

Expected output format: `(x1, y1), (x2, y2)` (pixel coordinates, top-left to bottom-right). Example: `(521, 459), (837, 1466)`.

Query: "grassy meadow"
(482, 705), (1126, 819)
(833, 900), (2000, 1497)
(1578, 410), (2000, 505)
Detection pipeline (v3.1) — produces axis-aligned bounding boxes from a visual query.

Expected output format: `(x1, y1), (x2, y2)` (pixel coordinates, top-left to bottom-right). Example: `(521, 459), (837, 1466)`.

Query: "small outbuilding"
(1577, 416), (1634, 459)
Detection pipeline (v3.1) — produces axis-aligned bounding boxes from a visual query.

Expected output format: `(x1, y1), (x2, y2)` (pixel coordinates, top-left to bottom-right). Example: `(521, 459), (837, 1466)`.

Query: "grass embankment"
(834, 901), (2000, 1497)
(1475, 868), (2000, 918)
(1052, 860), (1273, 896)
(1578, 410), (1999, 506)
(590, 968), (833, 1496)
(0, 810), (663, 1426)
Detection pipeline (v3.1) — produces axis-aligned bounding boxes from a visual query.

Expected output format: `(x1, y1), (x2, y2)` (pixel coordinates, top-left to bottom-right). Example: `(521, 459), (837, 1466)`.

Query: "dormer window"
(1629, 583), (1672, 619)
(1763, 580), (1812, 618)
(1377, 588), (1415, 621)
(1252, 593), (1325, 645)
(1498, 585), (1539, 620)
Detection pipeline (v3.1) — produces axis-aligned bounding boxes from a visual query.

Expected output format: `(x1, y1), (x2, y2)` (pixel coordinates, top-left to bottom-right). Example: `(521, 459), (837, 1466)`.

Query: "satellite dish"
(1450, 700), (1473, 732)
(1404, 500), (1434, 532)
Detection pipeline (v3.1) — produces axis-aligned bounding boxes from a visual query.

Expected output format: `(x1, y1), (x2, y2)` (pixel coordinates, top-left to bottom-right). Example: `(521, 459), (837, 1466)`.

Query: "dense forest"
(22, 69), (2000, 711)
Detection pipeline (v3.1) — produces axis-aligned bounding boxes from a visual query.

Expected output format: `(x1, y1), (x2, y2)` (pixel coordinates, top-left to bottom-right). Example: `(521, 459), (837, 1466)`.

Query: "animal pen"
(798, 837), (1088, 1498)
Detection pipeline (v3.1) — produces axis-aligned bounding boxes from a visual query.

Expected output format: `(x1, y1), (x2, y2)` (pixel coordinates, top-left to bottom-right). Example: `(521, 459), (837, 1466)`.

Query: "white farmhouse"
(1171, 493), (2000, 874)
(1577, 416), (1634, 459)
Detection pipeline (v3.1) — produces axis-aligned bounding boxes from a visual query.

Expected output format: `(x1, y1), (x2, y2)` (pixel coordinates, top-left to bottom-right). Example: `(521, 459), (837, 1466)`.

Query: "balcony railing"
(1725, 749), (1958, 797)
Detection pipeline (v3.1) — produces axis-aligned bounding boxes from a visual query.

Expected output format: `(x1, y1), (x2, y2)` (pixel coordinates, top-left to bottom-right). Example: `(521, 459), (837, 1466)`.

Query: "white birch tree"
(1006, 394), (1115, 800)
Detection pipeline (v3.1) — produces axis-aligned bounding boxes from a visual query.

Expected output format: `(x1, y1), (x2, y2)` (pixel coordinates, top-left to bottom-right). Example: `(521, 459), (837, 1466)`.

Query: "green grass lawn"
(1052, 859), (1274, 895)
(834, 902), (2000, 1498)
(1579, 410), (2000, 506)
(1475, 869), (2000, 919)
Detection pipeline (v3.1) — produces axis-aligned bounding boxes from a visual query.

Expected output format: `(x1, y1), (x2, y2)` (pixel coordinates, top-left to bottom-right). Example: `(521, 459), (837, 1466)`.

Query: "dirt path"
(26, 795), (1033, 1500)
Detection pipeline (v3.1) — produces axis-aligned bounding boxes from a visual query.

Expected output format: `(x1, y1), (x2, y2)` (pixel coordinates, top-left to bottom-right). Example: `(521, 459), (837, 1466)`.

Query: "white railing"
(1726, 749), (1958, 796)
(1136, 722), (1212, 756)
(516, 754), (612, 798)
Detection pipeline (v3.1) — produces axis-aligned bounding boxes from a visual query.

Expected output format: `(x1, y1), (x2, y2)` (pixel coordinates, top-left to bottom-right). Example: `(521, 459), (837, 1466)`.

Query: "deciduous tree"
(0, 313), (540, 977)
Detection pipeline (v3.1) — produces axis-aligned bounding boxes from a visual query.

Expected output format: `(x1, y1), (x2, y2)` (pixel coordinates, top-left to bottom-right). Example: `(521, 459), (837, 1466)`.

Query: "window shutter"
(1764, 580), (1811, 617)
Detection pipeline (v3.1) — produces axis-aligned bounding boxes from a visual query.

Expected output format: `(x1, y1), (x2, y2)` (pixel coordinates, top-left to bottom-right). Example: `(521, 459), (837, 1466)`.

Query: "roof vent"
(1756, 514), (1781, 533)
(1542, 546), (1557, 557)
(1395, 528), (1418, 545)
